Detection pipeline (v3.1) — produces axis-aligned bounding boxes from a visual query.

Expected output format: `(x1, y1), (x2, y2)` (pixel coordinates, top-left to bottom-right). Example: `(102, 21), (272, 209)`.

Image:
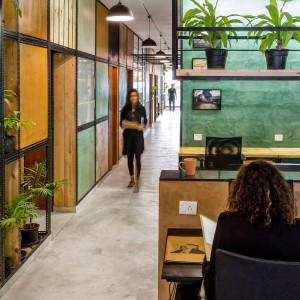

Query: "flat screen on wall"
(192, 89), (222, 110)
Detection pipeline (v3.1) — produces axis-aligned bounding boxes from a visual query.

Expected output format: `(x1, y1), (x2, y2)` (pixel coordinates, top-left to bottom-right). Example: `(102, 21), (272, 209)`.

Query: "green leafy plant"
(180, 0), (245, 48)
(4, 89), (17, 107)
(0, 194), (38, 230)
(248, 0), (300, 52)
(4, 111), (35, 137)
(11, 0), (22, 17)
(21, 159), (68, 204)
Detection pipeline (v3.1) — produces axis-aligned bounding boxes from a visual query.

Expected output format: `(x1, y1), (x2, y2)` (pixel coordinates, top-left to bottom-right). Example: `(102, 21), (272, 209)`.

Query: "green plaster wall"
(181, 2), (300, 147)
(96, 61), (109, 119)
(77, 127), (95, 201)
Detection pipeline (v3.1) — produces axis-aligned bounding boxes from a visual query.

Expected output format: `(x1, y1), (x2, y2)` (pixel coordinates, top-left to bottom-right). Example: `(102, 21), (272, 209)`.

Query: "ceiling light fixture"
(142, 15), (157, 48)
(160, 59), (170, 63)
(106, 1), (134, 22)
(155, 34), (166, 58)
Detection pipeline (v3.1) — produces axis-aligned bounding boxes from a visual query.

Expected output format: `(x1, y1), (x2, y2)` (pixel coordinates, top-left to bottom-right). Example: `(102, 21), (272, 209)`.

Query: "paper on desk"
(199, 215), (217, 261)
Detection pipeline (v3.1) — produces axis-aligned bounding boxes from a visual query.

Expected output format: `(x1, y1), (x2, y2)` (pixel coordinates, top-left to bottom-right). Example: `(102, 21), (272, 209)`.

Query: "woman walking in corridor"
(120, 89), (147, 193)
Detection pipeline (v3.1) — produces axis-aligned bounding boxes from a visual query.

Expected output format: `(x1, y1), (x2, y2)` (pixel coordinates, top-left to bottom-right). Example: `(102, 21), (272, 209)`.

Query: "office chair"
(205, 136), (243, 170)
(215, 249), (300, 300)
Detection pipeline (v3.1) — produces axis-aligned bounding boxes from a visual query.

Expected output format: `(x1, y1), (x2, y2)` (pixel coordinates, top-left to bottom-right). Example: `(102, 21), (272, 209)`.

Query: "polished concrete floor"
(3, 110), (180, 300)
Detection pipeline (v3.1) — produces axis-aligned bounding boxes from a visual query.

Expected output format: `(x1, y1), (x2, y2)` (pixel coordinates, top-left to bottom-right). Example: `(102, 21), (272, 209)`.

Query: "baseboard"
(53, 206), (76, 213)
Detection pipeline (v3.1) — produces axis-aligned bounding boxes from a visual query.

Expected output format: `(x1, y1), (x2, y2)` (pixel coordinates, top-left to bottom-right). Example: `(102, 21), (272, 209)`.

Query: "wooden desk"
(179, 147), (300, 159)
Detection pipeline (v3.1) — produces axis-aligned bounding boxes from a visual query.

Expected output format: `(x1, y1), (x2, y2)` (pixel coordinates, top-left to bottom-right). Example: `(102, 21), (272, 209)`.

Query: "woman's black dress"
(120, 104), (147, 156)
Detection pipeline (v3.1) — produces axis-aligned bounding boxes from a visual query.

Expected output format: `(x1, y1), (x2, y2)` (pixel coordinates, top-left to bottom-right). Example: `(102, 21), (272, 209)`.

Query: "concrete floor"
(2, 111), (180, 300)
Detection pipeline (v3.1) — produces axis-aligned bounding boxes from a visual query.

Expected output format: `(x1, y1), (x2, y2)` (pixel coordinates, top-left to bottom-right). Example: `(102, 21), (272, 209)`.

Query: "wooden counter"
(179, 147), (300, 159)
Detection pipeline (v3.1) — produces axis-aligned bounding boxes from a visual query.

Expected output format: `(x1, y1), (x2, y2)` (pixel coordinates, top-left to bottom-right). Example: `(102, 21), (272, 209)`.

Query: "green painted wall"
(77, 127), (96, 200)
(181, 1), (300, 147)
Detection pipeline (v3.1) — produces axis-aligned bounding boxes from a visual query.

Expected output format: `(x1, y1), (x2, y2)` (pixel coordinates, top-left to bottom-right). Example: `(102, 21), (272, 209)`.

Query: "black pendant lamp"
(155, 35), (166, 58)
(107, 1), (134, 22)
(142, 15), (157, 48)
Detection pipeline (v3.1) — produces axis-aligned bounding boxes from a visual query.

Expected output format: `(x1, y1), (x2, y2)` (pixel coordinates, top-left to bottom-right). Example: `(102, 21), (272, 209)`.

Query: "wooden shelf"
(176, 69), (300, 79)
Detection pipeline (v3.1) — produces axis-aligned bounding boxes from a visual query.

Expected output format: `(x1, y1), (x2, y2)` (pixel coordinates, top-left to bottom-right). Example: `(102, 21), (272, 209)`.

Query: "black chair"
(205, 137), (243, 170)
(215, 249), (300, 300)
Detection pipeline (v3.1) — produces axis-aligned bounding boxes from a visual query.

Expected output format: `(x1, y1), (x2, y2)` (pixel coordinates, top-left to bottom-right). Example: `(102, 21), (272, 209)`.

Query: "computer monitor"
(205, 136), (242, 170)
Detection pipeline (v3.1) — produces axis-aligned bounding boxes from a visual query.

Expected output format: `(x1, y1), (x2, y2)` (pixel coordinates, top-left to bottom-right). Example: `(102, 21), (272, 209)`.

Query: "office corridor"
(2, 111), (180, 300)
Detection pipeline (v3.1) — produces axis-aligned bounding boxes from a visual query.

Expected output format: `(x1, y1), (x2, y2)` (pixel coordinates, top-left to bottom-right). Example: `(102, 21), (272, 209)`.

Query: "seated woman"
(202, 160), (300, 300)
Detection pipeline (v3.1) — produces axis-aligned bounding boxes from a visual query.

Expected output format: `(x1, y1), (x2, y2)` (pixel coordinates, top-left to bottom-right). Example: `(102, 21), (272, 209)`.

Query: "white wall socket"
(179, 201), (198, 215)
(194, 134), (202, 141)
(274, 134), (283, 142)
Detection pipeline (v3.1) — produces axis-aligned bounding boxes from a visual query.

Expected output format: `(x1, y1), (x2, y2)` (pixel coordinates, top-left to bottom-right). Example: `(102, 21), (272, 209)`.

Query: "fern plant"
(21, 159), (68, 204)
(0, 194), (38, 230)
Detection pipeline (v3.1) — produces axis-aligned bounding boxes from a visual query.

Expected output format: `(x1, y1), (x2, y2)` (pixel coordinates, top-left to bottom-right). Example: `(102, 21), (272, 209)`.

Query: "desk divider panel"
(20, 44), (48, 148)
(19, 0), (47, 40)
(159, 180), (228, 300)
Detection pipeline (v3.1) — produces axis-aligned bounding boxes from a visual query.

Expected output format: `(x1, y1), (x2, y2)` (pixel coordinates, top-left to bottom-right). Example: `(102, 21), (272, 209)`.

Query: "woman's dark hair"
(227, 160), (296, 227)
(122, 89), (141, 110)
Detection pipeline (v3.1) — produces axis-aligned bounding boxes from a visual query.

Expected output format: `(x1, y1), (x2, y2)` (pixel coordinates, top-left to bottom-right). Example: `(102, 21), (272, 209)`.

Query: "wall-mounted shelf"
(176, 69), (300, 80)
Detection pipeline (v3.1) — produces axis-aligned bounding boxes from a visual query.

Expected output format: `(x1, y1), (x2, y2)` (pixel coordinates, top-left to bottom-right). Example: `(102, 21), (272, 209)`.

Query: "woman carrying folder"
(202, 160), (300, 300)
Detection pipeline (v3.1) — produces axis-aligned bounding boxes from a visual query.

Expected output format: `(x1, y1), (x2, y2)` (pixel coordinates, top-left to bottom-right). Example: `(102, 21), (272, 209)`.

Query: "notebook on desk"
(199, 214), (217, 261)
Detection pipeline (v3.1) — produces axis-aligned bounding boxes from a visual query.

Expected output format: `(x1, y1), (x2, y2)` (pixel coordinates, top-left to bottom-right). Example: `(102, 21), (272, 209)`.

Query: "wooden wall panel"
(20, 44), (48, 148)
(158, 180), (228, 300)
(96, 121), (109, 181)
(77, 127), (96, 201)
(53, 54), (76, 208)
(50, 0), (76, 48)
(96, 2), (109, 59)
(3, 0), (18, 31)
(127, 30), (134, 68)
(5, 161), (19, 204)
(96, 62), (109, 119)
(109, 23), (119, 64)
(19, 0), (47, 40)
(119, 23), (127, 66)
(78, 0), (95, 55)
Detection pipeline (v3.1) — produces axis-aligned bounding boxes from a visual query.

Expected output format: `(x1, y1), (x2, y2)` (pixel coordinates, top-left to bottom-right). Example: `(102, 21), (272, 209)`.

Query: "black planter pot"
(205, 49), (228, 69)
(265, 49), (289, 69)
(5, 257), (12, 278)
(21, 223), (40, 247)
(4, 136), (15, 154)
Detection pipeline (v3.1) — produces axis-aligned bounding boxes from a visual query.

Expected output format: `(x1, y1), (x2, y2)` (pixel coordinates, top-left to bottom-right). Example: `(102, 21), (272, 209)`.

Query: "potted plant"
(180, 0), (245, 69)
(249, 0), (300, 69)
(4, 111), (35, 153)
(0, 193), (37, 268)
(11, 0), (22, 17)
(20, 159), (68, 246)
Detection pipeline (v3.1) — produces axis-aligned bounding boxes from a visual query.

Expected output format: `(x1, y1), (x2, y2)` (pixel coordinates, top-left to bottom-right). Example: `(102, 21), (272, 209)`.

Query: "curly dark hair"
(227, 160), (296, 227)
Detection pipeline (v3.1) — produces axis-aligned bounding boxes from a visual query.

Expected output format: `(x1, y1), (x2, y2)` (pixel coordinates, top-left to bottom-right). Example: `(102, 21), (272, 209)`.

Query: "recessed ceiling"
(100, 0), (173, 55)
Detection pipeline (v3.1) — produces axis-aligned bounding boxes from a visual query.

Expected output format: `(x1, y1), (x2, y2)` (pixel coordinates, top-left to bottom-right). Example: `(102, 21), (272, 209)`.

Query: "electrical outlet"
(194, 134), (202, 141)
(179, 201), (198, 215)
(274, 134), (283, 142)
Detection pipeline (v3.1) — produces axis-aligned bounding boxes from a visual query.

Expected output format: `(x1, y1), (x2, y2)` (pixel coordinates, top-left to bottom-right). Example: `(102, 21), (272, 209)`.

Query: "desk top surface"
(160, 169), (300, 182)
(179, 147), (300, 158)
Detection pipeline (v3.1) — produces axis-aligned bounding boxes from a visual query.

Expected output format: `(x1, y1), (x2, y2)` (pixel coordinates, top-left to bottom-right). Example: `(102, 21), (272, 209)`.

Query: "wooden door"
(109, 66), (119, 169)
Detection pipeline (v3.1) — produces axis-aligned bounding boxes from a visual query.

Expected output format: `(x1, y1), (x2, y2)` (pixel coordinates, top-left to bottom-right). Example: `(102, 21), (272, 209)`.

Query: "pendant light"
(142, 15), (157, 48)
(155, 34), (166, 58)
(107, 1), (134, 22)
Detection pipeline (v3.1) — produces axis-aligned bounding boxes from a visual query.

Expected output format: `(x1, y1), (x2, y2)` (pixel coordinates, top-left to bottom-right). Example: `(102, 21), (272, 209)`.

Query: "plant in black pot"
(248, 0), (300, 69)
(180, 0), (245, 69)
(0, 193), (37, 269)
(20, 160), (68, 246)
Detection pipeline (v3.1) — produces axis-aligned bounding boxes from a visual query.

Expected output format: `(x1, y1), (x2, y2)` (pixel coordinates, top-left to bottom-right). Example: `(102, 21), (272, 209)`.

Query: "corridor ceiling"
(100, 0), (173, 55)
